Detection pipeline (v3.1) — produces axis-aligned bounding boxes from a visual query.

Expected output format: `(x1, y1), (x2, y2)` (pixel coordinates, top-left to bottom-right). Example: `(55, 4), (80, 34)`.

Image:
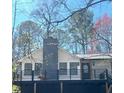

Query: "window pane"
(83, 64), (88, 73)
(35, 63), (42, 75)
(59, 63), (67, 75)
(70, 62), (79, 75)
(24, 63), (32, 75)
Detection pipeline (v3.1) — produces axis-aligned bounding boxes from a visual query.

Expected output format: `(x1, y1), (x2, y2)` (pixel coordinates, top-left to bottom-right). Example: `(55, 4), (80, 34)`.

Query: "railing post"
(12, 72), (15, 81)
(60, 81), (63, 93)
(70, 69), (71, 80)
(34, 82), (36, 93)
(17, 72), (19, 81)
(94, 69), (96, 80)
(44, 69), (47, 80)
(106, 69), (108, 80)
(32, 70), (34, 81)
(20, 70), (22, 81)
(57, 69), (59, 80)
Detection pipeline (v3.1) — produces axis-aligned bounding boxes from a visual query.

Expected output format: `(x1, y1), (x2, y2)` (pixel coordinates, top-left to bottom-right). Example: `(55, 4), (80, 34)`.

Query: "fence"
(14, 80), (108, 93)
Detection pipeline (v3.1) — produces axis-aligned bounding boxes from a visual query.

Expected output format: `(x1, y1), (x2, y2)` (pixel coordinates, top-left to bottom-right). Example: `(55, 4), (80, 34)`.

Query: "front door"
(81, 63), (91, 79)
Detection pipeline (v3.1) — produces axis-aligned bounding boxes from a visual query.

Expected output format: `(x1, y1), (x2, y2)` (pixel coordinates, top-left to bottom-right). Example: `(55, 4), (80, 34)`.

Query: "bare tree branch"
(96, 32), (112, 46)
(51, 0), (111, 24)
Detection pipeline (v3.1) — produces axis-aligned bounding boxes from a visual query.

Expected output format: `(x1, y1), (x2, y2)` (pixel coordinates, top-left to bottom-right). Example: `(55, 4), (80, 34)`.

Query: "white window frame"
(24, 63), (32, 76)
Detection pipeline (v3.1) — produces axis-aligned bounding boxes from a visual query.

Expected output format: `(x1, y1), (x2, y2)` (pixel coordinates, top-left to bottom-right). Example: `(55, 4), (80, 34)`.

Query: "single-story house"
(14, 37), (112, 81)
(15, 48), (112, 81)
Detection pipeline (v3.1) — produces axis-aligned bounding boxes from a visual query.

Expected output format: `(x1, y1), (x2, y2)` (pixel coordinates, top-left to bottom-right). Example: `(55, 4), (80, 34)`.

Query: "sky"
(12, 0), (112, 28)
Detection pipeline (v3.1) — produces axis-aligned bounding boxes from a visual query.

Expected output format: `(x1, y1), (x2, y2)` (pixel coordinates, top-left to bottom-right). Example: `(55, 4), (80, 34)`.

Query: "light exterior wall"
(58, 49), (81, 80)
(19, 49), (81, 80)
(92, 59), (112, 71)
(20, 49), (43, 81)
(91, 59), (112, 79)
(18, 48), (111, 81)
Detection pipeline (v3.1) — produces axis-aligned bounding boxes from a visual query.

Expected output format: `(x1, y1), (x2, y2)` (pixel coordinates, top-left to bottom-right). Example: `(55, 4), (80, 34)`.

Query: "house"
(15, 48), (111, 81)
(14, 37), (112, 81)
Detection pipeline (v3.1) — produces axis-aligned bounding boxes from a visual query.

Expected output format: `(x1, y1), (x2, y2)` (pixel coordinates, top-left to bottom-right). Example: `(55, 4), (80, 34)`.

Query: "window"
(24, 63), (32, 75)
(59, 63), (67, 75)
(35, 63), (42, 75)
(70, 62), (79, 75)
(83, 64), (88, 73)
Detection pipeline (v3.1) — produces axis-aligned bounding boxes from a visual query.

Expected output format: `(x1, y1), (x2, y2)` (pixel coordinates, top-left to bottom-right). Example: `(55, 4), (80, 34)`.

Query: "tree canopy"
(12, 0), (112, 62)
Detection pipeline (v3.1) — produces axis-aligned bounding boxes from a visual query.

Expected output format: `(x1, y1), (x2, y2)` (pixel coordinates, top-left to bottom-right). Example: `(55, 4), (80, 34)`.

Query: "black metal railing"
(105, 69), (112, 85)
(13, 69), (111, 81)
(93, 69), (106, 79)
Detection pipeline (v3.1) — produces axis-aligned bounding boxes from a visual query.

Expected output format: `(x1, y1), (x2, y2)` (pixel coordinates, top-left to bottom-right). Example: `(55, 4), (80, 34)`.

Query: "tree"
(12, 0), (36, 62)
(93, 14), (112, 53)
(12, 20), (41, 62)
(12, 0), (112, 59)
(30, 0), (111, 54)
(68, 9), (94, 54)
(31, 0), (66, 37)
(31, 0), (111, 38)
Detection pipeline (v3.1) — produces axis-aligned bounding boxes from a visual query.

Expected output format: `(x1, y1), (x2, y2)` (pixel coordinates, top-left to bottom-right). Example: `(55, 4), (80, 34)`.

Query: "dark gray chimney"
(43, 37), (58, 80)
